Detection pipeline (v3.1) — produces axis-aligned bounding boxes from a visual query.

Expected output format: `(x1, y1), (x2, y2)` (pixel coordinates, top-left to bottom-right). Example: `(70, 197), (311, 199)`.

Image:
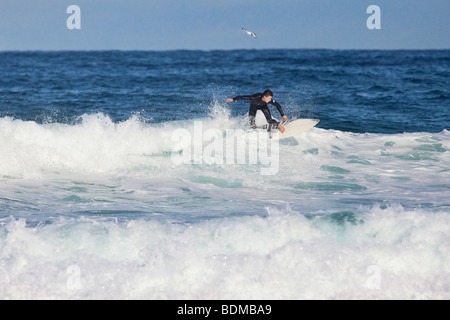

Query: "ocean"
(0, 49), (449, 299)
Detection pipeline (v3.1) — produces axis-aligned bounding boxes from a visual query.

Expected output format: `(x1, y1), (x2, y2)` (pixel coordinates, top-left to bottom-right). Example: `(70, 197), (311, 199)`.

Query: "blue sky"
(0, 0), (449, 50)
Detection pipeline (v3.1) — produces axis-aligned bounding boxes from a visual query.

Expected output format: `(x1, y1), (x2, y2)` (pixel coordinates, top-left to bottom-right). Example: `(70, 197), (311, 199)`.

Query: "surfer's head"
(262, 89), (273, 103)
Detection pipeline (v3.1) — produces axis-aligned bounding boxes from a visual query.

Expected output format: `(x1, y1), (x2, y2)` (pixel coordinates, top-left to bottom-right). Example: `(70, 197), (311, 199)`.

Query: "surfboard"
(271, 119), (320, 140)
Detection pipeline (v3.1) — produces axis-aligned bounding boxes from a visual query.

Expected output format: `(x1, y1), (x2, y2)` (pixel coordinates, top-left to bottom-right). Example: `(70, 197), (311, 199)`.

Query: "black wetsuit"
(233, 93), (285, 128)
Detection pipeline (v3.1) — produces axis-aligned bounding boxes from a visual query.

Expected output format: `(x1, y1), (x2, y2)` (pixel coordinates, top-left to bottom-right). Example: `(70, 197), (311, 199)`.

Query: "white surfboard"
(271, 119), (320, 140)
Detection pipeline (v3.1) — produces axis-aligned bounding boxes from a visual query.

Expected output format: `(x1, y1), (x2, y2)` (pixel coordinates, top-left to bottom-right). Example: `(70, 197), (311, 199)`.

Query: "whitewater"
(1, 109), (449, 299)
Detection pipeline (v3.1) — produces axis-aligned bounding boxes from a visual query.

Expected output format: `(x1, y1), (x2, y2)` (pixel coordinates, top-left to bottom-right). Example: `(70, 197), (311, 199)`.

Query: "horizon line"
(1, 47), (449, 53)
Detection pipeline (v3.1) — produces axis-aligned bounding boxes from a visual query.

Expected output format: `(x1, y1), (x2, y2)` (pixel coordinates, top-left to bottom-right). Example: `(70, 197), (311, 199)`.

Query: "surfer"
(226, 90), (288, 133)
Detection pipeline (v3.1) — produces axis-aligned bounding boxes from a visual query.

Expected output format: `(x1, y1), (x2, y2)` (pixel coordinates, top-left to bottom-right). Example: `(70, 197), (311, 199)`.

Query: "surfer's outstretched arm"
(226, 94), (259, 103)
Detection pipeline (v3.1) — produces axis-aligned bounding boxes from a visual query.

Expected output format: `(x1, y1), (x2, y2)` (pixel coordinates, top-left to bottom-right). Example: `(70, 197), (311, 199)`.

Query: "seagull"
(242, 28), (257, 39)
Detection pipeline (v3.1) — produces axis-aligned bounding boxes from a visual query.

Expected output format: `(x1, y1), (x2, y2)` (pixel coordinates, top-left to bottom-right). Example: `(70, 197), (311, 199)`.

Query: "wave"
(0, 113), (189, 178)
(1, 106), (449, 221)
(0, 204), (449, 299)
(1, 108), (449, 178)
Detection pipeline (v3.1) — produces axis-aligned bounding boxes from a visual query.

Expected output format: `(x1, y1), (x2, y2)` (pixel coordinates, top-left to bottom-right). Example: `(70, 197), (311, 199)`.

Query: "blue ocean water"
(0, 50), (449, 299)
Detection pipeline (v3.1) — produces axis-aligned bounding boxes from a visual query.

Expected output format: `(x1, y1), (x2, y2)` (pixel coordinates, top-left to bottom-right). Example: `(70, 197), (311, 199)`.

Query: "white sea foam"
(0, 114), (175, 178)
(1, 113), (448, 178)
(0, 205), (449, 299)
(0, 111), (449, 214)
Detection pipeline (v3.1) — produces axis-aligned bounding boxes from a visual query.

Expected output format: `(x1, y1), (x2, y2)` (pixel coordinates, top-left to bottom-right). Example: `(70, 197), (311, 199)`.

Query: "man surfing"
(226, 89), (288, 133)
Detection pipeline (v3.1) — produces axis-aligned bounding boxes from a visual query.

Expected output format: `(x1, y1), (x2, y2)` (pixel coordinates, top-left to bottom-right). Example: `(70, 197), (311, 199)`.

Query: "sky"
(0, 0), (449, 51)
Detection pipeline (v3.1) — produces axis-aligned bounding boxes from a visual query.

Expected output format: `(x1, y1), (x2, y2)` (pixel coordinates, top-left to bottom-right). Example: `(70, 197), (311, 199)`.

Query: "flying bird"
(242, 28), (257, 39)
